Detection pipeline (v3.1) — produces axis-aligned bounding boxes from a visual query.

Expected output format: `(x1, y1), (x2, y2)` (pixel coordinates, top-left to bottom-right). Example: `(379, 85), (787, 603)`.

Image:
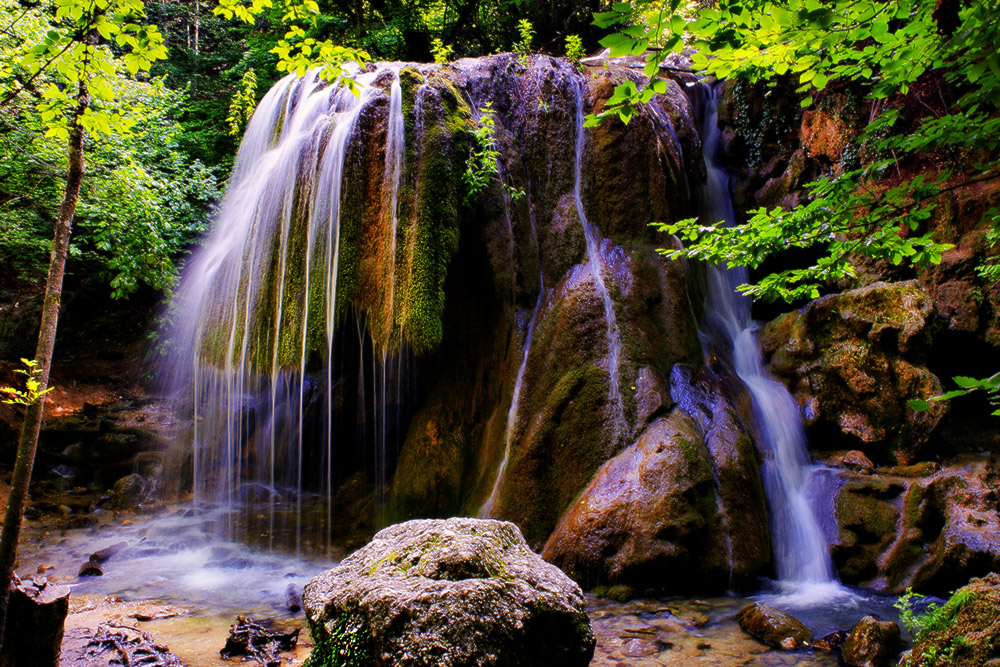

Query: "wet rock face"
(541, 365), (771, 594)
(109, 473), (156, 512)
(735, 602), (812, 650)
(830, 461), (1000, 594)
(841, 616), (900, 667)
(901, 573), (1000, 667)
(760, 280), (944, 462)
(303, 518), (594, 667)
(382, 56), (704, 546)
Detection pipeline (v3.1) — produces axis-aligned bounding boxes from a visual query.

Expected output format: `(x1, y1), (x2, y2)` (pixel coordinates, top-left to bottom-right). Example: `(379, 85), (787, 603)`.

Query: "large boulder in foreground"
(841, 616), (900, 667)
(901, 573), (1000, 667)
(303, 518), (594, 667)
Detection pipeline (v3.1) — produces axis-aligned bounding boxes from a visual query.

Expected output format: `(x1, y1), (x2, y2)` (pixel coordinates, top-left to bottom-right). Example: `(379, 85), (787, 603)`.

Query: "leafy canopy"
(593, 0), (1000, 302)
(0, 0), (218, 297)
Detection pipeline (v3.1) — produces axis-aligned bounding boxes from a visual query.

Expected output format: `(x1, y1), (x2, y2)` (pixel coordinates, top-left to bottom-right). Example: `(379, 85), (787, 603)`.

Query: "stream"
(20, 506), (906, 666)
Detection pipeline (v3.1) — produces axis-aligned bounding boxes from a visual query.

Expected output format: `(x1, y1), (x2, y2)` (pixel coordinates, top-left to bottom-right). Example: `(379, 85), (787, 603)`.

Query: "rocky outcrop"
(385, 56), (705, 548)
(760, 281), (944, 462)
(735, 602), (812, 650)
(882, 466), (1000, 593)
(841, 616), (900, 667)
(303, 518), (594, 667)
(541, 365), (771, 594)
(901, 573), (1000, 667)
(829, 458), (1000, 594)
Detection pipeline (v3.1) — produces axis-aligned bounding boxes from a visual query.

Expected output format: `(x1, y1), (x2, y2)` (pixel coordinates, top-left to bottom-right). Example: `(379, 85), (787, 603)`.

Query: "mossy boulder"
(540, 392), (768, 593)
(760, 280), (944, 462)
(736, 602), (813, 650)
(841, 616), (900, 667)
(901, 573), (1000, 667)
(302, 518), (594, 667)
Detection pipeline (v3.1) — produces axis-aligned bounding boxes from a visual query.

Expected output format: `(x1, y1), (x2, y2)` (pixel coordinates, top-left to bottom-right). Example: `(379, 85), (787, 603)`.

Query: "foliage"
(227, 68), (258, 136)
(896, 587), (976, 666)
(514, 19), (534, 66)
(909, 373), (1000, 417)
(565, 34), (586, 70)
(0, 0), (217, 298)
(462, 102), (500, 203)
(0, 359), (52, 406)
(431, 38), (453, 65)
(592, 0), (1000, 303)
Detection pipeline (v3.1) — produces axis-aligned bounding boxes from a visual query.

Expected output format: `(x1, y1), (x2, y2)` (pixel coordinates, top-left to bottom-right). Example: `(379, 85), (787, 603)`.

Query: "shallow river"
(20, 507), (906, 666)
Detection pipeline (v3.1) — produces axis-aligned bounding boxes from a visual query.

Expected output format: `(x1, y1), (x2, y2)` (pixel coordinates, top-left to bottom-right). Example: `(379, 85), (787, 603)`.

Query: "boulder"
(735, 602), (812, 649)
(541, 364), (772, 593)
(303, 518), (594, 667)
(760, 281), (944, 462)
(110, 473), (155, 511)
(841, 616), (900, 666)
(901, 573), (1000, 666)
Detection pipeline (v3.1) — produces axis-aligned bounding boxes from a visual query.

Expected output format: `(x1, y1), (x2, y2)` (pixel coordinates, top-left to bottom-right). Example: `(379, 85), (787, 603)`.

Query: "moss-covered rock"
(760, 280), (944, 461)
(302, 518), (594, 667)
(901, 573), (1000, 667)
(736, 602), (813, 650)
(831, 476), (903, 584)
(841, 616), (900, 667)
(882, 467), (1000, 594)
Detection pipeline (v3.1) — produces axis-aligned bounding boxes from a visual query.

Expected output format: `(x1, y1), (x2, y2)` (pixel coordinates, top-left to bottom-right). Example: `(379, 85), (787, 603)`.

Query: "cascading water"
(570, 77), (627, 438)
(480, 192), (545, 518)
(695, 83), (847, 603)
(160, 66), (414, 552)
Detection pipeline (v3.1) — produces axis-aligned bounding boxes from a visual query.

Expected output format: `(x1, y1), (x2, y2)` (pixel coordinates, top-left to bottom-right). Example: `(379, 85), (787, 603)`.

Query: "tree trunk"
(0, 74), (89, 650)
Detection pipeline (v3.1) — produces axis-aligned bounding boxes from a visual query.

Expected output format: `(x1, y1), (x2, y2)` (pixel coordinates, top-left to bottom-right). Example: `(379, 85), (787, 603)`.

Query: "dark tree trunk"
(0, 74), (90, 649)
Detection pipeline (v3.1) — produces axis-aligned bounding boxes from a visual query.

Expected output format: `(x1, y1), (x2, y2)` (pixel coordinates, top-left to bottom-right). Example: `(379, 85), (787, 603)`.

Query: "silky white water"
(160, 66), (409, 551)
(570, 76), (627, 439)
(696, 84), (848, 605)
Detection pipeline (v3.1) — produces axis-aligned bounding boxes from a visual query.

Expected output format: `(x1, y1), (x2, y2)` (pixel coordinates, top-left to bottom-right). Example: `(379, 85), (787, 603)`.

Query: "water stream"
(695, 83), (848, 606)
(571, 75), (627, 439)
(160, 66), (409, 551)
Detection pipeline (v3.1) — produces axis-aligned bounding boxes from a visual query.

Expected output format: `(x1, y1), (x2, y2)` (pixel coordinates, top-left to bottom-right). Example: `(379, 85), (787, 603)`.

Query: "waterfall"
(159, 66), (412, 551)
(570, 76), (626, 438)
(480, 192), (545, 518)
(695, 84), (846, 603)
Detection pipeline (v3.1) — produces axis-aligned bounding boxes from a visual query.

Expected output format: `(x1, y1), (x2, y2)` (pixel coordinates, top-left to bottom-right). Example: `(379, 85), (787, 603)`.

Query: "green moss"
(306, 611), (372, 667)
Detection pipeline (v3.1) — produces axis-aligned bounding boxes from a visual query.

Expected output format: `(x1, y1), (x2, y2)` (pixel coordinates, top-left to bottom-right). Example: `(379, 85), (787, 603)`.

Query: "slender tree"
(0, 0), (166, 644)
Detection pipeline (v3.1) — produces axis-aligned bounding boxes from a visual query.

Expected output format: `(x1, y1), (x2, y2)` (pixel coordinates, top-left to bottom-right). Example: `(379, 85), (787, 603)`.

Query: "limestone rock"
(883, 469), (1000, 593)
(735, 602), (812, 649)
(831, 462), (1000, 593)
(541, 411), (725, 591)
(841, 616), (900, 667)
(303, 518), (594, 667)
(760, 281), (944, 460)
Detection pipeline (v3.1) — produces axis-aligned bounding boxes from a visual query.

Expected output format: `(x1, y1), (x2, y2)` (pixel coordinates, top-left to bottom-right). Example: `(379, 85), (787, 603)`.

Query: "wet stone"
(736, 602), (813, 650)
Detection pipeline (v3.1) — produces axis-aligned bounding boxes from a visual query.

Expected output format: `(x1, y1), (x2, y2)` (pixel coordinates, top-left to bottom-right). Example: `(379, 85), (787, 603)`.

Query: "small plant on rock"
(565, 34), (585, 71)
(462, 103), (500, 203)
(431, 38), (453, 65)
(514, 19), (534, 66)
